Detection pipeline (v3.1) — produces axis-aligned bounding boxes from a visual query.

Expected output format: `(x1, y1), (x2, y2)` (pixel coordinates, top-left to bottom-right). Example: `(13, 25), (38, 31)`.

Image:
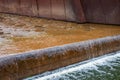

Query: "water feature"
(0, 13), (120, 56)
(0, 13), (120, 80)
(25, 51), (120, 80)
(0, 35), (120, 80)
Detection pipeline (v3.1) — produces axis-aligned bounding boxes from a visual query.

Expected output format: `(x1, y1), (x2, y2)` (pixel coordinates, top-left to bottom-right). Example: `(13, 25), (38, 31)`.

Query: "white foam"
(25, 51), (120, 80)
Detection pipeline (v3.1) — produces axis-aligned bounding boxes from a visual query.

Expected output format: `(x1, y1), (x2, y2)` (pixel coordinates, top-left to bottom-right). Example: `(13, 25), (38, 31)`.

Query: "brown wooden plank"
(51, 0), (66, 20)
(64, 0), (76, 21)
(37, 0), (52, 18)
(72, 0), (86, 22)
(101, 0), (120, 24)
(81, 0), (106, 23)
(20, 0), (38, 16)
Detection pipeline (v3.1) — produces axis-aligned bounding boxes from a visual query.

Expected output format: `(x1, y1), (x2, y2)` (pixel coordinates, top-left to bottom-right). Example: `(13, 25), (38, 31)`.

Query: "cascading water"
(0, 14), (120, 80)
(0, 35), (120, 80)
(0, 3), (120, 79)
(25, 51), (120, 80)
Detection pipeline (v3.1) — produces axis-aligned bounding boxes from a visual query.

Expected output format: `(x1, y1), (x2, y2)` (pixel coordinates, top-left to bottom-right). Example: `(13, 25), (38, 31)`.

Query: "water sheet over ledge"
(25, 51), (120, 80)
(0, 35), (120, 80)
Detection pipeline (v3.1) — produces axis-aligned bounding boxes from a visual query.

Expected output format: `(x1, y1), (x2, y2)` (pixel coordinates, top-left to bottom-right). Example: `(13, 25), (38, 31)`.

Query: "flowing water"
(0, 13), (120, 56)
(0, 13), (120, 80)
(25, 51), (120, 80)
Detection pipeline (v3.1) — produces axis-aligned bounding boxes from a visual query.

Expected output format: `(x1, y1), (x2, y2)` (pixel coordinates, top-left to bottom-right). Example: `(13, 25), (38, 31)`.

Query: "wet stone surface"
(0, 13), (120, 56)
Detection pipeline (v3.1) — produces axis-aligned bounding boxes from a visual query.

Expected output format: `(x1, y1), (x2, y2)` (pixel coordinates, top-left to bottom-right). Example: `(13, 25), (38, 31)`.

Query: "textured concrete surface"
(0, 0), (120, 24)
